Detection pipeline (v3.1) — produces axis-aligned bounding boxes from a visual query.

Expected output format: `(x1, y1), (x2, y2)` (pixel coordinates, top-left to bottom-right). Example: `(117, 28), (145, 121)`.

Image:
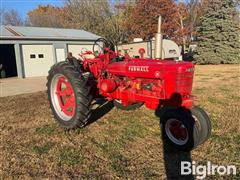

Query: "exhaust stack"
(154, 16), (163, 59)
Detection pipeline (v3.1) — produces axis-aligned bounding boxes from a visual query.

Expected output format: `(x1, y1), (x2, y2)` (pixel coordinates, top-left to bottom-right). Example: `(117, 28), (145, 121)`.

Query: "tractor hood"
(107, 59), (194, 79)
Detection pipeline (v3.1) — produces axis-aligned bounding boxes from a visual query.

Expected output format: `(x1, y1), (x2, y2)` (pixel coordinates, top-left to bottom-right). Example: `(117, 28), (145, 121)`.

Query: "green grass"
(58, 147), (82, 166)
(33, 142), (55, 155)
(35, 124), (55, 135)
(110, 153), (130, 177)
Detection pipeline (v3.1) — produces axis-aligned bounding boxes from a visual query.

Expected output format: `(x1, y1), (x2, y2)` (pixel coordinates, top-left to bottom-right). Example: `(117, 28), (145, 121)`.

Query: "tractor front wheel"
(47, 62), (95, 129)
(161, 107), (211, 151)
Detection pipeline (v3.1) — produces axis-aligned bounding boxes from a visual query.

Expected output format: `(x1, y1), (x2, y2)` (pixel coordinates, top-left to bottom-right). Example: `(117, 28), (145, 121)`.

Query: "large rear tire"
(161, 107), (211, 151)
(47, 62), (95, 129)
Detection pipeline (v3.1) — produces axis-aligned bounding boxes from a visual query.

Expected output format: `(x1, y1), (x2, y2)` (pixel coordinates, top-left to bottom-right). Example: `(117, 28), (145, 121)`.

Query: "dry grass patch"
(0, 64), (239, 179)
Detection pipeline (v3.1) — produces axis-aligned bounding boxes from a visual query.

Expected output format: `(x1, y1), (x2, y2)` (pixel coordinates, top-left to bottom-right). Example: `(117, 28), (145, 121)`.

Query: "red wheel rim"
(55, 76), (75, 117)
(169, 121), (188, 141)
(165, 119), (189, 145)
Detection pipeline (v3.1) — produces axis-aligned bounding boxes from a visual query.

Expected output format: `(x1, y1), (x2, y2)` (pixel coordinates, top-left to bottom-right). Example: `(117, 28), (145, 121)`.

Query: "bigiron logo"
(181, 161), (237, 179)
(128, 66), (149, 72)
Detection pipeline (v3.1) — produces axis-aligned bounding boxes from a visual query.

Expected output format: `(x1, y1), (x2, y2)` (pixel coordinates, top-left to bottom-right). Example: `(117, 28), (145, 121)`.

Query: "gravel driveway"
(0, 77), (47, 97)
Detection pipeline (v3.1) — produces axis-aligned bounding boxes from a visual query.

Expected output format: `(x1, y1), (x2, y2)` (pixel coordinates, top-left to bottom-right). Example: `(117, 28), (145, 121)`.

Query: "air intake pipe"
(154, 16), (163, 59)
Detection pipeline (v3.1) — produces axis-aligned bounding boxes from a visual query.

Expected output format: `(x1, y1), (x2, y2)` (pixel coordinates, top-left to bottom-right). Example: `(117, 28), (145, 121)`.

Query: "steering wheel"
(93, 38), (114, 53)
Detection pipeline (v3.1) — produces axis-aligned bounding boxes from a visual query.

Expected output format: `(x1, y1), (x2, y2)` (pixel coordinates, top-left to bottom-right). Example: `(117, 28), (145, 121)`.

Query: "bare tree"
(0, 8), (5, 25)
(187, 0), (199, 38)
(63, 0), (132, 45)
(2, 9), (24, 26)
(64, 0), (112, 32)
(184, 0), (210, 41)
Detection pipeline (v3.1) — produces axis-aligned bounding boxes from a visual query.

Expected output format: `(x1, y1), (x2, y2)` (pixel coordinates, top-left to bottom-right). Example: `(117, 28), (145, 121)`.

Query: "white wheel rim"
(165, 118), (189, 145)
(50, 74), (75, 121)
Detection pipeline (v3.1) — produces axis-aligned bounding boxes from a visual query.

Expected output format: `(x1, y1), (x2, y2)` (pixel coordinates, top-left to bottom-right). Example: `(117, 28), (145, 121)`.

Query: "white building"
(117, 39), (181, 60)
(0, 26), (100, 78)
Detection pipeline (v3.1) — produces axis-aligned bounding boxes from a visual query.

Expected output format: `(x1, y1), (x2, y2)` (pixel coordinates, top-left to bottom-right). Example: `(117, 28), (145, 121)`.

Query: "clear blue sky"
(0, 0), (64, 18)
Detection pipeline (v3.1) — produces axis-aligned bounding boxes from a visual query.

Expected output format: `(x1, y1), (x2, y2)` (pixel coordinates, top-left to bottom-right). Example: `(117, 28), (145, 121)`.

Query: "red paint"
(79, 48), (194, 110)
(99, 79), (116, 93)
(169, 121), (188, 140)
(56, 76), (75, 117)
(138, 48), (145, 58)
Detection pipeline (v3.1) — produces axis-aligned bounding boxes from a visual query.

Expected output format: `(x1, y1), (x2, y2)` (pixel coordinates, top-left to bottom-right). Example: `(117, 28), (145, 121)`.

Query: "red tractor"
(47, 17), (211, 151)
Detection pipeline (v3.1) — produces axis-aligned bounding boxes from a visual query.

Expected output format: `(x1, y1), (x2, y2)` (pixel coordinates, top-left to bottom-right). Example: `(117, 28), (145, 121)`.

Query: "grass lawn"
(0, 65), (239, 179)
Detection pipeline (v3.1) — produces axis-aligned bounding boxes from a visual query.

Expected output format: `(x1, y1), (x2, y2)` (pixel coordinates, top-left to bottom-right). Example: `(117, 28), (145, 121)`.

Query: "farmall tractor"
(47, 16), (211, 151)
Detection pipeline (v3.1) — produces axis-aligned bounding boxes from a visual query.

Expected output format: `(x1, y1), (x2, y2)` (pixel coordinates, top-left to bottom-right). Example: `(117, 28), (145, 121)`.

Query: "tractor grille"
(176, 73), (193, 94)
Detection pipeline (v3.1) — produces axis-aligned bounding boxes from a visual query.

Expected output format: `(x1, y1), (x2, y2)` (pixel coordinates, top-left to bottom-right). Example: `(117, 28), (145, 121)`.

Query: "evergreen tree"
(194, 0), (240, 64)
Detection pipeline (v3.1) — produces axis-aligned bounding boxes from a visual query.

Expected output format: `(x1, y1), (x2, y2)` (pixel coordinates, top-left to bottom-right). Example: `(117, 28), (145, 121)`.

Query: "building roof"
(0, 25), (100, 41)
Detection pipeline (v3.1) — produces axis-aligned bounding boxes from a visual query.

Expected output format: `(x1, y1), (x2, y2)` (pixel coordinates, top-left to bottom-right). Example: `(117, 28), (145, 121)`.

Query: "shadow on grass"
(155, 107), (194, 180)
(161, 139), (194, 180)
(64, 99), (114, 145)
(86, 99), (114, 126)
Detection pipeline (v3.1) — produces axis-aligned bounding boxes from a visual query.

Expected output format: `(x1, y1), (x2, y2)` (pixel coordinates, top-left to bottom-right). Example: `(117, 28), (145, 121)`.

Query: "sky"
(0, 0), (64, 18)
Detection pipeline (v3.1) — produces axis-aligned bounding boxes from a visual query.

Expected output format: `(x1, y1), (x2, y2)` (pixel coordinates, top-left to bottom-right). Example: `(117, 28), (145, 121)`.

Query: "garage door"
(22, 45), (54, 77)
(68, 44), (94, 58)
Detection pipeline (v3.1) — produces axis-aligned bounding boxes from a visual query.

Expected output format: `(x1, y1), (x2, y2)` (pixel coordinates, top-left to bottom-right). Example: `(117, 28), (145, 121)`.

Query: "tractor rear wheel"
(113, 100), (143, 111)
(47, 62), (95, 129)
(161, 107), (211, 151)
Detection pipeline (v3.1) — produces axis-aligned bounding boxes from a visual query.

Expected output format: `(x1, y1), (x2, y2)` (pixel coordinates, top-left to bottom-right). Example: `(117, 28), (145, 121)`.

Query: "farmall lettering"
(128, 66), (149, 72)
